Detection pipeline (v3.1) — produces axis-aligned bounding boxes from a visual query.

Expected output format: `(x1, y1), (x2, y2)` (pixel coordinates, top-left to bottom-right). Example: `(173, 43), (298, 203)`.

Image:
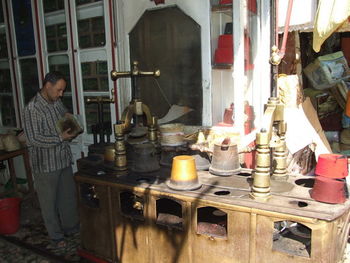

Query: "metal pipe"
(278, 0), (294, 57)
(270, 0), (278, 97)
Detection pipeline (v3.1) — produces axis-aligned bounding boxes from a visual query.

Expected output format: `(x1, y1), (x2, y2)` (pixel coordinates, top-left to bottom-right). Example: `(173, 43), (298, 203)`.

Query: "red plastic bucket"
(0, 197), (21, 235)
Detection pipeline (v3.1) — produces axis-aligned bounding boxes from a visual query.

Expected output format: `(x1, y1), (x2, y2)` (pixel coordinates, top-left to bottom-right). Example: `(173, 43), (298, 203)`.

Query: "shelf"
(212, 64), (233, 70)
(211, 4), (232, 14)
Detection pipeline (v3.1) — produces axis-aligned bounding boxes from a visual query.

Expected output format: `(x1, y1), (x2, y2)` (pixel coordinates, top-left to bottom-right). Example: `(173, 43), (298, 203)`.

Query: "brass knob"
(111, 70), (118, 80)
(133, 201), (143, 210)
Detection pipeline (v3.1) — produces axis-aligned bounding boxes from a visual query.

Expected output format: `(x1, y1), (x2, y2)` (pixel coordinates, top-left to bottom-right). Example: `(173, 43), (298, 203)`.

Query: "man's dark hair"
(43, 71), (66, 86)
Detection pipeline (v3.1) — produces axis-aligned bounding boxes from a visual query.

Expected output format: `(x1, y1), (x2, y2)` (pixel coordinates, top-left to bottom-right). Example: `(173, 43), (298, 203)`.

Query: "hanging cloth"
(313, 0), (350, 52)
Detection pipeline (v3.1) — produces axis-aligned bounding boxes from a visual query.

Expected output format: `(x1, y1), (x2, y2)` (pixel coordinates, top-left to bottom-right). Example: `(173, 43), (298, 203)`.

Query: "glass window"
(0, 4), (15, 127)
(12, 0), (36, 56)
(81, 61), (108, 92)
(76, 2), (105, 49)
(61, 96), (74, 114)
(43, 0), (64, 13)
(0, 27), (8, 59)
(20, 58), (39, 104)
(48, 55), (73, 112)
(0, 1), (3, 23)
(0, 63), (11, 92)
(48, 55), (71, 91)
(84, 96), (111, 134)
(0, 62), (15, 127)
(76, 0), (102, 6)
(44, 1), (68, 52)
(0, 96), (16, 127)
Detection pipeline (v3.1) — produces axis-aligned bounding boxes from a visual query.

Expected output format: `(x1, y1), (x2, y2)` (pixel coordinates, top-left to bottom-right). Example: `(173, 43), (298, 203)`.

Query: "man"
(23, 71), (79, 248)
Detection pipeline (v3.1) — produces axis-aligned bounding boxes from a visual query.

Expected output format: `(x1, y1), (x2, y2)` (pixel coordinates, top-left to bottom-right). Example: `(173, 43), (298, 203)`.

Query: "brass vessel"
(166, 155), (201, 191)
(104, 146), (115, 163)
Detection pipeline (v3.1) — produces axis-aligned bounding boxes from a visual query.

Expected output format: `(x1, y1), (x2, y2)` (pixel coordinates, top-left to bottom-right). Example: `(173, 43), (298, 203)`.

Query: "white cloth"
(313, 0), (350, 52)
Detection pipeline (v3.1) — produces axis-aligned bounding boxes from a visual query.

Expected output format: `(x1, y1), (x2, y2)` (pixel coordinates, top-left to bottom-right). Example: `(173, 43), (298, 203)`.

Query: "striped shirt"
(23, 92), (73, 174)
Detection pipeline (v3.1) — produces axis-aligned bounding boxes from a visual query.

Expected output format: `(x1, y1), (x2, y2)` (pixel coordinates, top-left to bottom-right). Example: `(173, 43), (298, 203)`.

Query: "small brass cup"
(166, 155), (202, 191)
(104, 146), (115, 163)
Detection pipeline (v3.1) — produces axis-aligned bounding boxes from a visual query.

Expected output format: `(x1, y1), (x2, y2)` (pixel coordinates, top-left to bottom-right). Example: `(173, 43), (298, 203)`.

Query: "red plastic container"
(0, 197), (21, 234)
(218, 34), (233, 48)
(219, 0), (232, 5)
(315, 154), (348, 179)
(311, 176), (346, 204)
(248, 0), (257, 13)
(214, 48), (233, 65)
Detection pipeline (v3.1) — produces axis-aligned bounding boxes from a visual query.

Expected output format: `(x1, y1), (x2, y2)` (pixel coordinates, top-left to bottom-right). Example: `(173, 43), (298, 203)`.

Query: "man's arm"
(23, 107), (62, 148)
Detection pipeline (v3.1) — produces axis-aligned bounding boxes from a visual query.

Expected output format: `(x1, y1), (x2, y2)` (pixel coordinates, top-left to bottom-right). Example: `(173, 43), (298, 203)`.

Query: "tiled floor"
(0, 238), (54, 263)
(0, 196), (85, 263)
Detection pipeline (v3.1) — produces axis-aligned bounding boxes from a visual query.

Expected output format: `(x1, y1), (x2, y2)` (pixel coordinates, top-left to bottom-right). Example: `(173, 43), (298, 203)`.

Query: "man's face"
(46, 79), (66, 102)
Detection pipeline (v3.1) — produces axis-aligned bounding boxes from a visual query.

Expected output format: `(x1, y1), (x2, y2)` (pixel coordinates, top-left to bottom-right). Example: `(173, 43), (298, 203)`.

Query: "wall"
(114, 0), (212, 125)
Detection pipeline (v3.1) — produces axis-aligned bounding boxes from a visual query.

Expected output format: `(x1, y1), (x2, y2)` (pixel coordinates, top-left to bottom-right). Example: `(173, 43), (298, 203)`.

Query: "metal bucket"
(209, 141), (241, 176)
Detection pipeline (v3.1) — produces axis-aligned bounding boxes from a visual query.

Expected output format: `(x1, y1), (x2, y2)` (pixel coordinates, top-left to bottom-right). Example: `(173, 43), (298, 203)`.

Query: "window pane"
(12, 0), (36, 56)
(0, 96), (16, 127)
(0, 1), (4, 23)
(0, 31), (8, 59)
(43, 0), (64, 13)
(20, 58), (39, 104)
(0, 62), (15, 127)
(81, 61), (108, 92)
(0, 62), (11, 92)
(76, 0), (102, 6)
(61, 96), (73, 114)
(76, 2), (105, 49)
(44, 2), (68, 52)
(48, 55), (73, 113)
(48, 55), (71, 92)
(84, 96), (111, 134)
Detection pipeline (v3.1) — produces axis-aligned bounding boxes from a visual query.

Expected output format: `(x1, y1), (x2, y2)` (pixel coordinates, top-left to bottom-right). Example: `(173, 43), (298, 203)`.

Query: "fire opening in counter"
(156, 198), (183, 230)
(273, 220), (312, 258)
(295, 178), (314, 188)
(80, 183), (100, 209)
(120, 191), (145, 220)
(197, 207), (227, 238)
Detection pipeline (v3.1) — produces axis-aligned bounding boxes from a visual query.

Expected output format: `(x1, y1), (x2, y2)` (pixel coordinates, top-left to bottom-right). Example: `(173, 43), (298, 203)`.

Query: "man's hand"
(65, 112), (73, 118)
(60, 128), (76, 141)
